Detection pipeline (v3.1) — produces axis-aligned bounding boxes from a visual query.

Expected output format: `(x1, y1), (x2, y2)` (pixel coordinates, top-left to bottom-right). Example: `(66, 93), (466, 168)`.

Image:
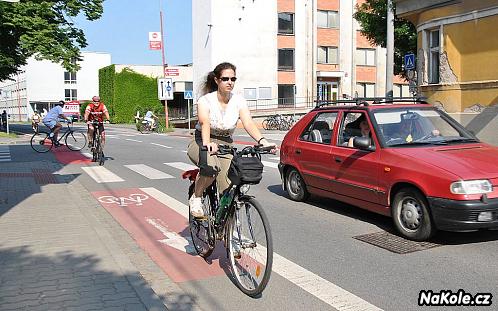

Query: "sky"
(74, 0), (192, 66)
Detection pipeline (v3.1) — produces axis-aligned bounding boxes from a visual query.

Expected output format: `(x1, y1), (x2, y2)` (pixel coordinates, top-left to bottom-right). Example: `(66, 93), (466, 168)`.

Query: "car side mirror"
(353, 136), (375, 151)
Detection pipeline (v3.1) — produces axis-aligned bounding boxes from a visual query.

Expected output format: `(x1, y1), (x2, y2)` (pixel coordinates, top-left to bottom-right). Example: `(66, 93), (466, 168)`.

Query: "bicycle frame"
(49, 123), (74, 143)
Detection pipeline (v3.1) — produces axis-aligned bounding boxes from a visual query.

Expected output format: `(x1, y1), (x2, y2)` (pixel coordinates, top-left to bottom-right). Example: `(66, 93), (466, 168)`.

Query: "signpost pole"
(187, 99), (191, 131)
(160, 7), (169, 129)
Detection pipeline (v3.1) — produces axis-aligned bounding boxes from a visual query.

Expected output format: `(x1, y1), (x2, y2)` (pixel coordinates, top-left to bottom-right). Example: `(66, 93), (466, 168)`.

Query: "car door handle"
(335, 157), (342, 163)
(295, 149), (301, 154)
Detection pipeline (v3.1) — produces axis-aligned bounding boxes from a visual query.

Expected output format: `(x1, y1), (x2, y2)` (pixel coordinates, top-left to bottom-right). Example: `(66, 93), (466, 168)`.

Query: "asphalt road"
(7, 123), (498, 311)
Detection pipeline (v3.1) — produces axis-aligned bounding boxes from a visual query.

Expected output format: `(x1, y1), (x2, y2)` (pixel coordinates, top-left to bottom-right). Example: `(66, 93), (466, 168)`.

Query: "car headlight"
(450, 180), (493, 195)
(240, 184), (250, 194)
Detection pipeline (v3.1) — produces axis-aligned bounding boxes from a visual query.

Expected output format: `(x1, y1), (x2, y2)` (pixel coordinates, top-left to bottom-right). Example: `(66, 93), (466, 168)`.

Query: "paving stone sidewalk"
(0, 141), (202, 311)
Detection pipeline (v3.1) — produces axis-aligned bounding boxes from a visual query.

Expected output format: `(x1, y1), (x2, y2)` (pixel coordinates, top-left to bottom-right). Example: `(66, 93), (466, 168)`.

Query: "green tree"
(353, 0), (417, 75)
(0, 0), (104, 80)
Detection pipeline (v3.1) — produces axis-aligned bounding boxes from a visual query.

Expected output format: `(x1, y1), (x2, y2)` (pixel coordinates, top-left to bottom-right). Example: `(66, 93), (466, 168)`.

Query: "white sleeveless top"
(195, 91), (248, 137)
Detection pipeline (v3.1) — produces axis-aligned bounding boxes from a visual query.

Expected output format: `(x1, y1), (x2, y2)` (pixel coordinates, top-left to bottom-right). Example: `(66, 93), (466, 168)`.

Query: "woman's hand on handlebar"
(258, 138), (278, 154)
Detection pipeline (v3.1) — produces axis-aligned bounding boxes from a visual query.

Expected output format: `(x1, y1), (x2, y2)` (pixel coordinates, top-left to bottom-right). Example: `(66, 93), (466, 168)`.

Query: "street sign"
(404, 53), (415, 70)
(158, 78), (174, 100)
(184, 91), (193, 100)
(149, 32), (161, 51)
(164, 68), (179, 76)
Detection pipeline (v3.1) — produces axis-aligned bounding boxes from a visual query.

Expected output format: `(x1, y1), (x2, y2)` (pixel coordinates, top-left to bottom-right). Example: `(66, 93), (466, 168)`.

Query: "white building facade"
(0, 52), (111, 121)
(192, 0), (408, 113)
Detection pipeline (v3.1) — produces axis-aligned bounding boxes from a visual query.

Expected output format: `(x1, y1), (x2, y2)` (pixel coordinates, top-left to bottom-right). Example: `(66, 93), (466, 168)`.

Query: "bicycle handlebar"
(216, 144), (275, 156)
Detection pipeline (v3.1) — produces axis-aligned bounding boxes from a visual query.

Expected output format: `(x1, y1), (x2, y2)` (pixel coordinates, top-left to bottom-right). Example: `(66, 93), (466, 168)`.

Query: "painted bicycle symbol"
(98, 193), (149, 207)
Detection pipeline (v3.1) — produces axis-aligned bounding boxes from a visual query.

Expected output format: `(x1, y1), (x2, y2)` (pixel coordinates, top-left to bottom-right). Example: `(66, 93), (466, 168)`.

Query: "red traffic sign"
(149, 41), (161, 50)
(164, 68), (179, 76)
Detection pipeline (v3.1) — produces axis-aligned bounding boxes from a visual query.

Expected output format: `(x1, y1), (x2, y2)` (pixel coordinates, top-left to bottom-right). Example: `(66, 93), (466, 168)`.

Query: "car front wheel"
(285, 167), (309, 201)
(392, 187), (436, 241)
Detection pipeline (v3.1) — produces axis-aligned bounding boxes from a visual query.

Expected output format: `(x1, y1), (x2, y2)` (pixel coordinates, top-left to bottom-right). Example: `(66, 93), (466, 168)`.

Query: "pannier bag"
(228, 155), (264, 185)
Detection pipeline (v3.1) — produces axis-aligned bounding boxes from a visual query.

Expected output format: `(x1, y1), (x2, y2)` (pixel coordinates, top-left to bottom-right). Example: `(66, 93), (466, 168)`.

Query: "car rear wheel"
(285, 168), (309, 201)
(392, 187), (436, 241)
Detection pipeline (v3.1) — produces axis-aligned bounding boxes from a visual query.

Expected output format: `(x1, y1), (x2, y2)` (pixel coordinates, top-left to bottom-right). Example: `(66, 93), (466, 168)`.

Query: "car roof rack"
(314, 96), (429, 109)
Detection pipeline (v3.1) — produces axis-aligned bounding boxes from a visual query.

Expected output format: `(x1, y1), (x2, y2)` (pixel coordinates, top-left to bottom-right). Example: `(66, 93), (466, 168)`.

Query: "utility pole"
(160, 3), (169, 129)
(386, 0), (394, 98)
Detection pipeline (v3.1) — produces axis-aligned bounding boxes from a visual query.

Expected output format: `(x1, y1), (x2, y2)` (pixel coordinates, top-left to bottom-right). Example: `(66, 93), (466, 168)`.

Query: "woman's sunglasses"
(220, 77), (237, 82)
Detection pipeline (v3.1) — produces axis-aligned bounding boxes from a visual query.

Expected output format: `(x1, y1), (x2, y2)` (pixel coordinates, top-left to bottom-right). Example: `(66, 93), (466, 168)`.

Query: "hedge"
(99, 66), (163, 123)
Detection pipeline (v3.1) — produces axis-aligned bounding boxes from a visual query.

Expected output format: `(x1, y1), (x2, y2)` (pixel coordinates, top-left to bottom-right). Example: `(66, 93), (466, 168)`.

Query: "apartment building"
(192, 0), (408, 113)
(0, 52), (111, 121)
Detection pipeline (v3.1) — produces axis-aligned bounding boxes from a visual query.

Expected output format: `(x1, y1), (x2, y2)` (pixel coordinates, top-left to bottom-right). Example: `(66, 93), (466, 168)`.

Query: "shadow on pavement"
(0, 246), (196, 310)
(267, 184), (498, 245)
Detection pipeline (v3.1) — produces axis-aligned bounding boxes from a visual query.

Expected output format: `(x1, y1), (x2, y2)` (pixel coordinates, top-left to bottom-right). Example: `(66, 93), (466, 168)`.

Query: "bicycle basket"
(228, 154), (264, 185)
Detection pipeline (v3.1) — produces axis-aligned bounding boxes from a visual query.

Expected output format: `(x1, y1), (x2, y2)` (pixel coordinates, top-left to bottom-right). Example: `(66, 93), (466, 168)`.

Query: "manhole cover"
(353, 231), (441, 254)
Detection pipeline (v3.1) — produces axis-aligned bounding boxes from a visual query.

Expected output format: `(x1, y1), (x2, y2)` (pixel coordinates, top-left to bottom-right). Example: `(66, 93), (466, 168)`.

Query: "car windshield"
(373, 108), (478, 147)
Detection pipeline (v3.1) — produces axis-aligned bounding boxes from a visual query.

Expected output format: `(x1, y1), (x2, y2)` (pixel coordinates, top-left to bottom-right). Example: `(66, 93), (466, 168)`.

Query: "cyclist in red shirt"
(84, 96), (110, 149)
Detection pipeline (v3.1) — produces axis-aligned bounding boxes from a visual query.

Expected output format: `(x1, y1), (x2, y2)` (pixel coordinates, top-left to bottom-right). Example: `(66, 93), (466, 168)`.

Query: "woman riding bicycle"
(187, 62), (276, 218)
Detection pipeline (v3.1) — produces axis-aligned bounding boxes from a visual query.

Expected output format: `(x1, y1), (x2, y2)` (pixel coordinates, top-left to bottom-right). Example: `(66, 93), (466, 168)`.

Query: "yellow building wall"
(414, 1), (498, 111)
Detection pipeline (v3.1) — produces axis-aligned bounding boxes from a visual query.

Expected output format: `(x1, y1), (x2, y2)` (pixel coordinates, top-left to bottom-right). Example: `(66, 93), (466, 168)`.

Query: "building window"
(428, 29), (440, 84)
(258, 87), (272, 100)
(65, 89), (77, 101)
(317, 10), (339, 28)
(356, 83), (375, 98)
(64, 72), (77, 84)
(394, 84), (410, 97)
(278, 13), (294, 35)
(243, 88), (257, 100)
(278, 84), (294, 106)
(278, 49), (294, 71)
(356, 48), (376, 66)
(318, 46), (338, 64)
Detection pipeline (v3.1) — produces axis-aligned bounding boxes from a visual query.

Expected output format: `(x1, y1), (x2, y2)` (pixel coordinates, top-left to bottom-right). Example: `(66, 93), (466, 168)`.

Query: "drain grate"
(353, 231), (441, 254)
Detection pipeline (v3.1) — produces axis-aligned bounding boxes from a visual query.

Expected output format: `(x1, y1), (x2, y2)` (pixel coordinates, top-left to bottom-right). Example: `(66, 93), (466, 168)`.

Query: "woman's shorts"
(187, 132), (233, 193)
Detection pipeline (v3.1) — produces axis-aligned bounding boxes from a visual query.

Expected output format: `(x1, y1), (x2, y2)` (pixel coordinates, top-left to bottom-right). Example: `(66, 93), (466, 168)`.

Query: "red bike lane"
(91, 188), (227, 283)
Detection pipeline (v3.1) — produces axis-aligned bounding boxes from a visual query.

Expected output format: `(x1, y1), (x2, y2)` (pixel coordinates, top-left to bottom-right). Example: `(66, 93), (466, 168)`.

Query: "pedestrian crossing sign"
(404, 53), (415, 70)
(184, 91), (193, 100)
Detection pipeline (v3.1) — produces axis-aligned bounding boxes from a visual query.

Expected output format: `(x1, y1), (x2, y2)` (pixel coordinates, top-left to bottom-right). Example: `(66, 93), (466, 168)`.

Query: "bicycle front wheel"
(30, 132), (53, 153)
(65, 131), (87, 151)
(228, 197), (273, 297)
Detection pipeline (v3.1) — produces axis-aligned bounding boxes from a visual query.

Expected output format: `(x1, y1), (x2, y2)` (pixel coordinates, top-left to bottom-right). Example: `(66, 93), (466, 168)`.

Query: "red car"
(278, 98), (498, 241)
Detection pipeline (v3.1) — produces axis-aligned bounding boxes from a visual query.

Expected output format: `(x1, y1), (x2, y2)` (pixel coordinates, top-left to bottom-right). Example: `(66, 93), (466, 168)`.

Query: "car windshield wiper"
(388, 141), (436, 147)
(443, 138), (479, 144)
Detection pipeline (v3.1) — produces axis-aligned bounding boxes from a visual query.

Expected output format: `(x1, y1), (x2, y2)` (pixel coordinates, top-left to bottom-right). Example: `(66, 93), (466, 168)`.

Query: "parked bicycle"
(30, 120), (87, 153)
(262, 114), (297, 131)
(135, 116), (157, 134)
(90, 120), (105, 165)
(182, 144), (274, 297)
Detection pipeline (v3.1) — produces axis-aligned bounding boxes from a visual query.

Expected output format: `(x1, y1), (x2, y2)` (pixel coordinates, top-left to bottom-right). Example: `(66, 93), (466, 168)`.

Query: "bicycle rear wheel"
(30, 132), (53, 153)
(228, 197), (273, 297)
(188, 184), (215, 258)
(65, 131), (87, 151)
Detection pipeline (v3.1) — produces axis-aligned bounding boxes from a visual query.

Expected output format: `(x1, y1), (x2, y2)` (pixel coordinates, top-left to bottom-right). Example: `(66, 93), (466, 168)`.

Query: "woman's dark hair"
(201, 62), (236, 94)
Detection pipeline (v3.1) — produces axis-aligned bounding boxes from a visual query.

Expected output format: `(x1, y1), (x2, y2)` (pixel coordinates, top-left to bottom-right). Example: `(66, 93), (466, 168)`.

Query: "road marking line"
(120, 134), (137, 137)
(150, 143), (172, 149)
(82, 152), (93, 158)
(139, 187), (383, 311)
(0, 158), (11, 162)
(164, 162), (197, 171)
(82, 166), (125, 183)
(107, 136), (121, 139)
(261, 160), (278, 169)
(269, 156), (280, 160)
(125, 138), (143, 143)
(125, 164), (174, 179)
